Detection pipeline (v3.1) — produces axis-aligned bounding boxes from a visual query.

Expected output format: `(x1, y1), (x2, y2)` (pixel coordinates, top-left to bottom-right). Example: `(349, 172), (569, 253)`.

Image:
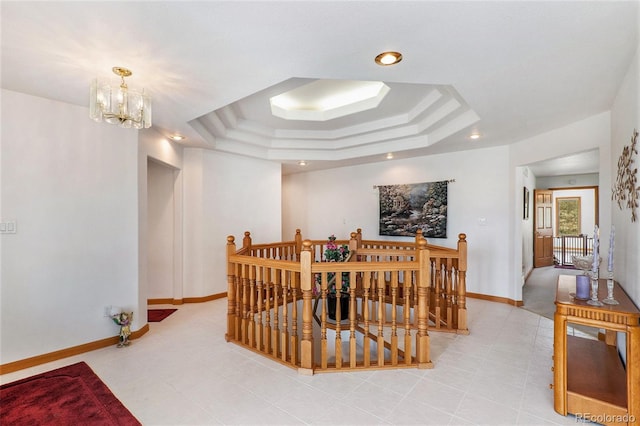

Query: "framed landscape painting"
(378, 180), (448, 238)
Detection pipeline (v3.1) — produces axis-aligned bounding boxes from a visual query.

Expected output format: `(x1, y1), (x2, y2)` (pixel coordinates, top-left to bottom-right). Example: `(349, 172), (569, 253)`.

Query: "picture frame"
(523, 187), (530, 220)
(378, 180), (448, 237)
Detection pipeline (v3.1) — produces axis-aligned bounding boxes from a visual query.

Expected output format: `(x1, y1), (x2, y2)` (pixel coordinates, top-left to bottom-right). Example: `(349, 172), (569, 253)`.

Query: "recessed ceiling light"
(375, 51), (403, 66)
(386, 153), (394, 159)
(469, 133), (481, 140)
(169, 134), (185, 141)
(298, 160), (307, 166)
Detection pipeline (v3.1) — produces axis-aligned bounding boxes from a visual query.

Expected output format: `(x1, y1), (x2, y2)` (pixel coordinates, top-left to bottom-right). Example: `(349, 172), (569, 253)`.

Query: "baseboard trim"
(0, 324), (149, 375)
(467, 292), (524, 307)
(2, 294), (228, 374)
(148, 292), (226, 305)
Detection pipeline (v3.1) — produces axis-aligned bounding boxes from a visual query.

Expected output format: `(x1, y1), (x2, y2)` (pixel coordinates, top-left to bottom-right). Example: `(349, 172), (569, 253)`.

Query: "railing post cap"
(296, 229), (301, 234)
(227, 235), (235, 244)
(350, 232), (357, 238)
(458, 233), (467, 241)
(244, 231), (251, 237)
(302, 239), (312, 250)
(418, 238), (428, 249)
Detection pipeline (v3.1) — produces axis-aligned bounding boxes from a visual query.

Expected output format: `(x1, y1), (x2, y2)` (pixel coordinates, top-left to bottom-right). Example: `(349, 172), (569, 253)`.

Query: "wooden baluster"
(416, 239), (433, 369)
(272, 268), (280, 358)
(349, 270), (357, 368)
(446, 258), (453, 330)
(234, 265), (241, 342)
(321, 272), (328, 369)
(280, 269), (289, 362)
(226, 236), (237, 342)
(363, 270), (371, 368)
(248, 265), (256, 348)
(264, 267), (272, 354)
(434, 257), (442, 330)
(290, 273), (299, 366)
(256, 266), (264, 352)
(241, 264), (249, 345)
(391, 270), (398, 365)
(457, 233), (469, 334)
(451, 261), (459, 328)
(300, 240), (314, 373)
(377, 271), (385, 366)
(404, 272), (412, 365)
(335, 285), (343, 369)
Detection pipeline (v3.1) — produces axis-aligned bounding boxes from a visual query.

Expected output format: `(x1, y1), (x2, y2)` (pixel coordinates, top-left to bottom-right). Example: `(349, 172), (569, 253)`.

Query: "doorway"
(147, 159), (182, 302)
(533, 186), (598, 268)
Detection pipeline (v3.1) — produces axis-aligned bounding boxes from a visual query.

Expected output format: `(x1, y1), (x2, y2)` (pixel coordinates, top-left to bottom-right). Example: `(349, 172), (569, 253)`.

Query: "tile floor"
(1, 298), (596, 425)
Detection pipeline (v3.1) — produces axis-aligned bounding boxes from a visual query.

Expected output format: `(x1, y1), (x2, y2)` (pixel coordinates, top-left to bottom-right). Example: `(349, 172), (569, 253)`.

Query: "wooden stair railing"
(226, 228), (468, 374)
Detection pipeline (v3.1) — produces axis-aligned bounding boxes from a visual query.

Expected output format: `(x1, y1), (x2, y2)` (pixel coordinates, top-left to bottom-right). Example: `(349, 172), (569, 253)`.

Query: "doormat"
(147, 308), (177, 322)
(0, 361), (140, 425)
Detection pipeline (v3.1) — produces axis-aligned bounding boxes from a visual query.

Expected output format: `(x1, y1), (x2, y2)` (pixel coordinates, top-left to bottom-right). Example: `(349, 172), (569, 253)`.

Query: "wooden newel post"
(356, 228), (362, 249)
(294, 229), (302, 259)
(456, 233), (469, 334)
(349, 232), (358, 254)
(416, 238), (433, 368)
(415, 229), (424, 245)
(226, 236), (237, 342)
(299, 239), (314, 375)
(243, 231), (252, 250)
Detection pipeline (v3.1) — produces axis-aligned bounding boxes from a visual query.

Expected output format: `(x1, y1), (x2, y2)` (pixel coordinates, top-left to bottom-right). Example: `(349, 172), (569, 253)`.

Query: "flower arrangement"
(315, 234), (350, 294)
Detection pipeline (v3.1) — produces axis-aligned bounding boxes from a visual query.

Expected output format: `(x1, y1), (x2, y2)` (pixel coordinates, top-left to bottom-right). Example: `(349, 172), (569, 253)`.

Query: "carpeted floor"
(147, 308), (177, 322)
(0, 361), (140, 425)
(522, 266), (580, 320)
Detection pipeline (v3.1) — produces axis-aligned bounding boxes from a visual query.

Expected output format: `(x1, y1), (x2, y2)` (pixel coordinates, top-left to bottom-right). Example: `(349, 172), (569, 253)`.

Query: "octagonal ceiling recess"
(270, 80), (390, 121)
(190, 78), (480, 163)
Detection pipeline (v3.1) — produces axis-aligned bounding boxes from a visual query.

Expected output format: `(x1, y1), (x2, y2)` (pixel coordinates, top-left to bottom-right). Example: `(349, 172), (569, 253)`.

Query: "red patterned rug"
(147, 308), (177, 322)
(0, 361), (140, 425)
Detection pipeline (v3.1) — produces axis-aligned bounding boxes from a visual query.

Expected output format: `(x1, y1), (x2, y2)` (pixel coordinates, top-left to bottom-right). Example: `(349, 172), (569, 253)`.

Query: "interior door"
(534, 189), (554, 267)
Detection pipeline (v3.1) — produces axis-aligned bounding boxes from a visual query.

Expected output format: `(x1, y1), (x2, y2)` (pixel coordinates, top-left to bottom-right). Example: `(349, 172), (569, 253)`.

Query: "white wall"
(283, 146), (512, 299)
(184, 149), (282, 296)
(611, 40), (640, 308)
(537, 173), (599, 189)
(519, 167), (536, 281)
(1, 90), (139, 364)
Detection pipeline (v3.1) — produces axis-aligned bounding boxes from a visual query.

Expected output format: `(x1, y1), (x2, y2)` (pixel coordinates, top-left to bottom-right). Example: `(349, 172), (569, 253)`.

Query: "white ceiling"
(2, 1), (637, 176)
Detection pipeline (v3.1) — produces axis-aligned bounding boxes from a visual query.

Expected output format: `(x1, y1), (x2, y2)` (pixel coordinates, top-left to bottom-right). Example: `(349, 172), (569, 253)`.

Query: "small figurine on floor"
(111, 311), (133, 347)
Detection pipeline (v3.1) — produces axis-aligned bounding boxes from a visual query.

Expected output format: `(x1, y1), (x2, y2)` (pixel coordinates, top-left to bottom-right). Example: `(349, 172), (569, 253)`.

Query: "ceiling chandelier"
(90, 67), (151, 129)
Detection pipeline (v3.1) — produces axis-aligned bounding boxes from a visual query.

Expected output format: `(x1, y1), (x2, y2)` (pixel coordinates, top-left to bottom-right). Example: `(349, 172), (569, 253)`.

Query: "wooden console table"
(553, 275), (639, 425)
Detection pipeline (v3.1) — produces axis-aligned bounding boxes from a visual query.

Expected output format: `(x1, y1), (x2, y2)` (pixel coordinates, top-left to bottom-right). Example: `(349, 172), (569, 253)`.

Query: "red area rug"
(148, 308), (177, 322)
(0, 361), (140, 425)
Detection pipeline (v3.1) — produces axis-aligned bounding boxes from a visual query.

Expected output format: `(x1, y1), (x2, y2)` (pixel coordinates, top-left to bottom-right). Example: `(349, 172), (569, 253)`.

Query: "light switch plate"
(0, 220), (16, 234)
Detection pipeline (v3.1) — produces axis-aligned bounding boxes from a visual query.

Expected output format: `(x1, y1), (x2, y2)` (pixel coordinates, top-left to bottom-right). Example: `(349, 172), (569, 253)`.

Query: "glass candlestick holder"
(602, 271), (619, 305)
(587, 271), (603, 306)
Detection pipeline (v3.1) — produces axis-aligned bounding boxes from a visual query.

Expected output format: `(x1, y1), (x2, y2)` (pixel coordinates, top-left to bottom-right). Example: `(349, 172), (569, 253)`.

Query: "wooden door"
(534, 189), (554, 267)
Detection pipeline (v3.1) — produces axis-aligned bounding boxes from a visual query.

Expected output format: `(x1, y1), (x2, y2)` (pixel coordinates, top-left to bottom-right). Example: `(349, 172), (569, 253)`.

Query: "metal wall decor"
(612, 128), (640, 222)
